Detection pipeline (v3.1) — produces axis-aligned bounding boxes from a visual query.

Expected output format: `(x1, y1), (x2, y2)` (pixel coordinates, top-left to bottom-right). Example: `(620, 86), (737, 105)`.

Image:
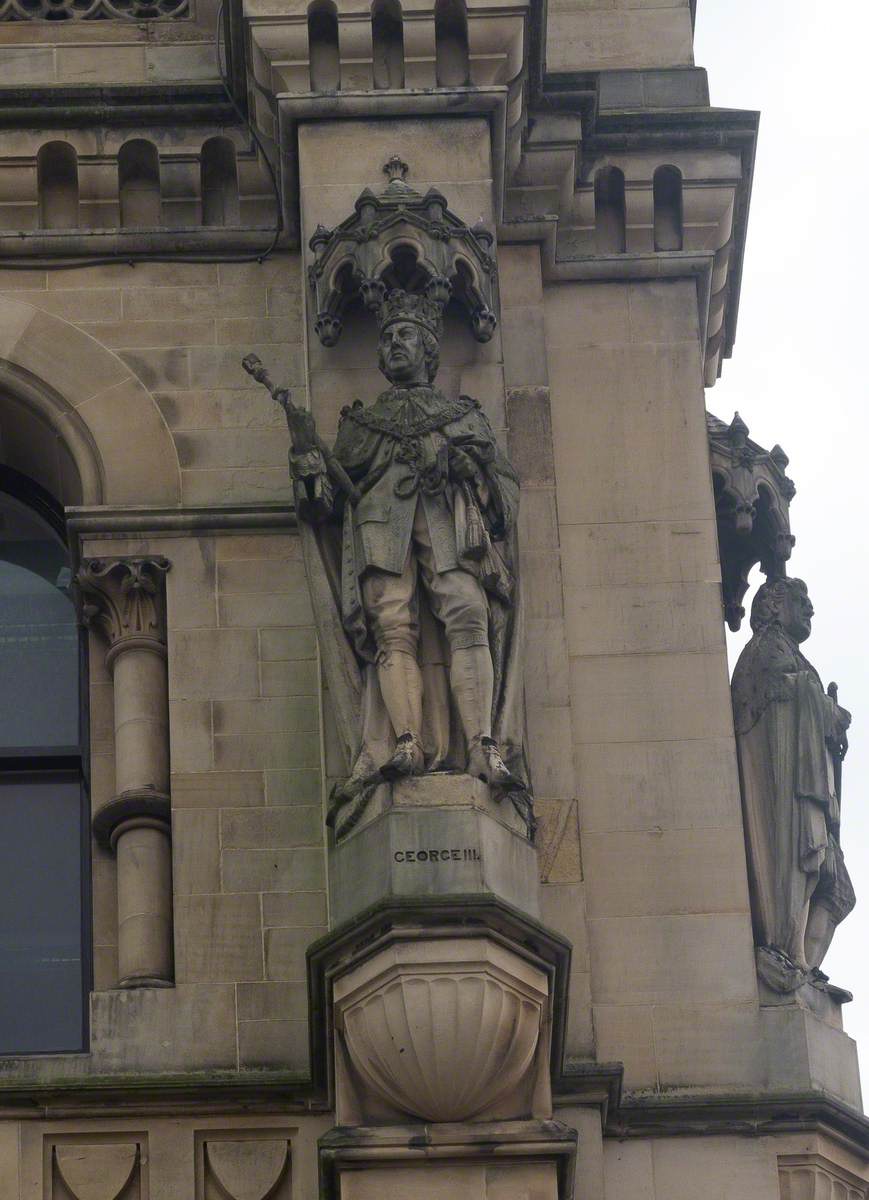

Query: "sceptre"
(827, 681), (845, 805)
(241, 353), (360, 504)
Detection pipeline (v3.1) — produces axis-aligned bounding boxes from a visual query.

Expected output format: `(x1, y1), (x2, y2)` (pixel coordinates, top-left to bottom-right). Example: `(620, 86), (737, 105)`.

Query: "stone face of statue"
(378, 321), (428, 385)
(780, 582), (814, 644)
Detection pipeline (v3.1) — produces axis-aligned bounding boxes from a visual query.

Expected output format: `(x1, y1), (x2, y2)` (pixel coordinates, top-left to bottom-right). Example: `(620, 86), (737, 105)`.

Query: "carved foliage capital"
(76, 557), (170, 655)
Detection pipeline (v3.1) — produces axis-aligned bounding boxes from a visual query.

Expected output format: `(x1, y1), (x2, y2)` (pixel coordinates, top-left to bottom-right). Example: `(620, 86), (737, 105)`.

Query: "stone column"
(77, 556), (174, 988)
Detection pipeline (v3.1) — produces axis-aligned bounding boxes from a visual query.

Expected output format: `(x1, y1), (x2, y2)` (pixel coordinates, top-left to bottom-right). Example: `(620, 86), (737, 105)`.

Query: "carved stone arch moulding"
(0, 358), (104, 507)
(0, 293), (180, 507)
(308, 155), (498, 347)
(707, 410), (796, 631)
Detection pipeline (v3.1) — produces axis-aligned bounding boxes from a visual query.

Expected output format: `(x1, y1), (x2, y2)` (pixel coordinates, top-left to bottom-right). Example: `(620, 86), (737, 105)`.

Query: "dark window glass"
(0, 491), (78, 751)
(0, 477), (87, 1054)
(0, 774), (84, 1053)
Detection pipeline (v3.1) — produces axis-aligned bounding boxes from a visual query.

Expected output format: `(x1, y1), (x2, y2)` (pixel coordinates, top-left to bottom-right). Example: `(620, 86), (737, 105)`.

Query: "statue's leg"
(418, 598), (451, 768)
(804, 900), (837, 971)
(805, 843), (855, 971)
(414, 517), (516, 788)
(361, 558), (424, 773)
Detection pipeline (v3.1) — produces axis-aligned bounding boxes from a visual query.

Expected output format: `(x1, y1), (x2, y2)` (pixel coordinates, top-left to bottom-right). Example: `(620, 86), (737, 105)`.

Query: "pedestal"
(329, 774), (540, 927)
(318, 1122), (576, 1200)
(312, 771), (574, 1195)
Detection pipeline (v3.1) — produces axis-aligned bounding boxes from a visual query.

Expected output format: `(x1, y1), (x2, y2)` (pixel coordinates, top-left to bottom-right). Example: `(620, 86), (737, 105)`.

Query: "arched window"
(594, 165), (626, 254)
(0, 468), (87, 1054)
(308, 0), (340, 92)
(653, 164), (683, 251)
(37, 141), (79, 230)
(200, 137), (240, 227)
(435, 0), (469, 86)
(118, 139), (161, 228)
(372, 0), (404, 89)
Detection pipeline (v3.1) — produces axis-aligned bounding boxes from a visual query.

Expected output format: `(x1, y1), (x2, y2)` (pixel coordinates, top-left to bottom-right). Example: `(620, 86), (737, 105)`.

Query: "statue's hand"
(290, 446), (326, 480)
(449, 445), (477, 481)
(287, 407), (318, 453)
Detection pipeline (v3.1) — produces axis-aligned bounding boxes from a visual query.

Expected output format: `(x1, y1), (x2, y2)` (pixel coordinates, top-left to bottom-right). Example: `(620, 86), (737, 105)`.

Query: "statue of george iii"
(275, 288), (532, 838)
(732, 576), (855, 991)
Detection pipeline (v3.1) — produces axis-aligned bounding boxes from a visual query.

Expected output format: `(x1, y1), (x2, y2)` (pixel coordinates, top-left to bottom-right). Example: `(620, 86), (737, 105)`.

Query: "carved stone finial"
(382, 155), (409, 184)
(76, 557), (170, 663)
(310, 223), (332, 256)
(728, 411), (749, 445)
(770, 443), (789, 470)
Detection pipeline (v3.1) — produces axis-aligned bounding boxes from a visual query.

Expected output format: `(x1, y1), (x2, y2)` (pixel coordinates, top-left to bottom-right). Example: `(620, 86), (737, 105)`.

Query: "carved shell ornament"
(335, 940), (549, 1122)
(308, 157), (498, 349)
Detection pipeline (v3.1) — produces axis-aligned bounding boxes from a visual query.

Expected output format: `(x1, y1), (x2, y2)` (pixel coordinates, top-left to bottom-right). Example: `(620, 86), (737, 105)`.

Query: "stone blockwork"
(0, 256), (301, 506)
(0, 256), (312, 1082)
(600, 1133), (869, 1200)
(498, 242), (591, 1058)
(0, 0), (868, 1195)
(0, 0), (222, 86)
(542, 271), (760, 1092)
(0, 127), (274, 235)
(79, 524), (325, 1071)
(545, 0), (695, 75)
(0, 1114), (332, 1200)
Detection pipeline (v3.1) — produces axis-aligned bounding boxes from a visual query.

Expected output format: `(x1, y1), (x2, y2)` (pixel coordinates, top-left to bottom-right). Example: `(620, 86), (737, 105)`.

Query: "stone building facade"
(0, 1), (866, 1198)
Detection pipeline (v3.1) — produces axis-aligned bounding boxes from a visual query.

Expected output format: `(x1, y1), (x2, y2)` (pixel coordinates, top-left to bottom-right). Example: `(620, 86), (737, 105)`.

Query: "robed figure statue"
(732, 577), (855, 989)
(277, 289), (531, 837)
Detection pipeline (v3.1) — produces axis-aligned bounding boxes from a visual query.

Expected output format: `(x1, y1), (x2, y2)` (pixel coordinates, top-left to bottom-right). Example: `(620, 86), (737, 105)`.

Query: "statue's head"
(377, 290), (442, 384)
(750, 576), (813, 642)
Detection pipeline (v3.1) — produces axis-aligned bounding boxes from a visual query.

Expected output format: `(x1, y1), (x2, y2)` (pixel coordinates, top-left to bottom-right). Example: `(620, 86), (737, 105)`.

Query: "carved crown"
(378, 288), (444, 340)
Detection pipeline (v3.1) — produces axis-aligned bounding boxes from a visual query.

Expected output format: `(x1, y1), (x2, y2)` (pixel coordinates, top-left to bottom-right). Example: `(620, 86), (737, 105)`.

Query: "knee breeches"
(361, 503), (489, 657)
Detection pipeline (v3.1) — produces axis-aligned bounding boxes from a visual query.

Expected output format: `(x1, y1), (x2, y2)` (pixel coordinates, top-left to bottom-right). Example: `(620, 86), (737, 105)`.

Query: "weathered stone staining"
(732, 577), (855, 997)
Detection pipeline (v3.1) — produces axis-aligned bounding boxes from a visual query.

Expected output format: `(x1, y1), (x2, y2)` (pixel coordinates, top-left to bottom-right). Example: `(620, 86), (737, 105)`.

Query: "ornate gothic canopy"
(308, 156), (498, 348)
(708, 411), (796, 632)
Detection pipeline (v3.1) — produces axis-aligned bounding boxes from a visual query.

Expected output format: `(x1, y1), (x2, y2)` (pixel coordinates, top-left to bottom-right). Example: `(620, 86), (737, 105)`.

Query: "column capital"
(76, 556), (171, 663)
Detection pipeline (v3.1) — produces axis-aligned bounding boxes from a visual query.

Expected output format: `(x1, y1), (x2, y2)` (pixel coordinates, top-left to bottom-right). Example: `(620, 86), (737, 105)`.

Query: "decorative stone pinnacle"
(728, 411), (749, 446)
(76, 557), (171, 658)
(383, 155), (409, 184)
(770, 443), (789, 470)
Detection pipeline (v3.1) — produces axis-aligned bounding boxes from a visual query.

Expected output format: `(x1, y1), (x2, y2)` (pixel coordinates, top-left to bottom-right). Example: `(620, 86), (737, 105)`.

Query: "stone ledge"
(607, 1092), (869, 1157)
(318, 1119), (578, 1200)
(67, 504), (297, 550)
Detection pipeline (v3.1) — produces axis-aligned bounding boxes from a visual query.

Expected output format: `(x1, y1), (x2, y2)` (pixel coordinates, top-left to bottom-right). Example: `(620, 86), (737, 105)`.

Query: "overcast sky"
(694, 3), (869, 1090)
